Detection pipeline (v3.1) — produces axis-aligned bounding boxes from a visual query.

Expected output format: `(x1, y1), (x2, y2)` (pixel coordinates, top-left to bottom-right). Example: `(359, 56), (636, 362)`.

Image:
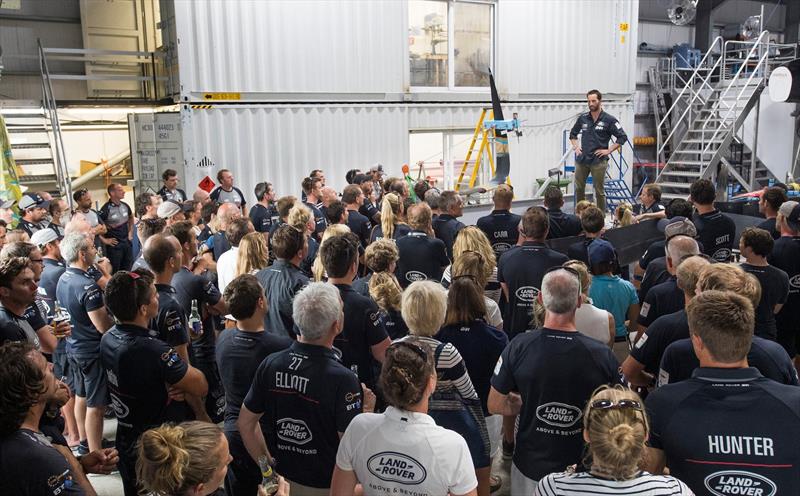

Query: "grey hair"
(0, 242), (36, 260)
(424, 189), (441, 210)
(541, 269), (580, 315)
(666, 235), (699, 265)
(438, 190), (461, 214)
(292, 282), (342, 341)
(60, 232), (91, 264)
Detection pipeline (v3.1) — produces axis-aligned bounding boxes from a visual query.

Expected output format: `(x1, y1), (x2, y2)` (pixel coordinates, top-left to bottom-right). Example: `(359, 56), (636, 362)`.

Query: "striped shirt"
(535, 471), (695, 496)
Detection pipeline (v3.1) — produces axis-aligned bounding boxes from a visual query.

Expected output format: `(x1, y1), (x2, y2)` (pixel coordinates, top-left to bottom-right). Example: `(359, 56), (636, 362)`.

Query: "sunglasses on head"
(544, 264), (583, 294)
(590, 399), (643, 411)
(388, 340), (429, 363)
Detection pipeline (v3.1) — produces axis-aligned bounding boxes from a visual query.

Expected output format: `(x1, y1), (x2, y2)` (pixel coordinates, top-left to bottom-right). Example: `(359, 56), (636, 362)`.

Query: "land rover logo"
(515, 286), (539, 302)
(367, 452), (427, 484)
(790, 274), (800, 289)
(704, 470), (776, 496)
(405, 271), (427, 282)
(536, 402), (582, 428)
(276, 418), (313, 445)
(712, 248), (732, 262)
(494, 243), (511, 253)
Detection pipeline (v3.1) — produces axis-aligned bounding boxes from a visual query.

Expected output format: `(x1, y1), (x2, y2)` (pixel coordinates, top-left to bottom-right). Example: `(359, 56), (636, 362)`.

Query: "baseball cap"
(588, 239), (616, 266)
(30, 227), (61, 247)
(181, 200), (196, 214)
(353, 173), (372, 185)
(157, 200), (182, 219)
(369, 163), (385, 176)
(658, 216), (697, 239)
(779, 200), (800, 231)
(18, 193), (50, 211)
(0, 199), (15, 209)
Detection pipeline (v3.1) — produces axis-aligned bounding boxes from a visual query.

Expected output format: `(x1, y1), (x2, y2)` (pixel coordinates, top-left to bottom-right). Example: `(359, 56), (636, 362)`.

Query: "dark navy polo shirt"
(381, 308), (408, 341)
(0, 304), (38, 348)
(639, 256), (670, 303)
(432, 214), (466, 260)
(436, 319), (508, 414)
(692, 210), (736, 262)
(395, 230), (450, 289)
(351, 274), (371, 298)
(101, 324), (189, 437)
(646, 367), (800, 495)
(98, 200), (132, 241)
(368, 222), (411, 244)
(207, 231), (231, 262)
(758, 217), (780, 240)
(304, 201), (327, 239)
(256, 260), (309, 339)
(638, 277), (684, 328)
(157, 186), (187, 203)
(216, 329), (292, 432)
(639, 240), (666, 270)
(492, 328), (620, 481)
(566, 236), (595, 265)
(243, 341), (363, 488)
(658, 337), (799, 387)
(568, 110), (628, 165)
(631, 309), (689, 375)
(40, 259), (66, 319)
(300, 236), (318, 278)
(210, 186), (247, 209)
(249, 203), (279, 234)
(346, 208), (371, 247)
(768, 236), (800, 338)
(333, 284), (389, 389)
(497, 241), (569, 338)
(171, 267), (222, 359)
(358, 198), (380, 225)
(546, 208), (582, 240)
(0, 429), (84, 496)
(18, 218), (47, 237)
(57, 267), (105, 356)
(741, 263), (789, 340)
(476, 209), (521, 260)
(150, 284), (190, 348)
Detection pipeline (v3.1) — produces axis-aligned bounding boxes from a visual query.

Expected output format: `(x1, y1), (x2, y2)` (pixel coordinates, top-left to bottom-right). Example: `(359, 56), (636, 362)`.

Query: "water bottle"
(189, 299), (203, 340)
(258, 455), (279, 494)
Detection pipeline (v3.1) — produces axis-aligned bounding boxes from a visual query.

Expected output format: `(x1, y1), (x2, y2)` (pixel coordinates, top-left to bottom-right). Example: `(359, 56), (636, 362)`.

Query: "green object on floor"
(535, 177), (571, 192)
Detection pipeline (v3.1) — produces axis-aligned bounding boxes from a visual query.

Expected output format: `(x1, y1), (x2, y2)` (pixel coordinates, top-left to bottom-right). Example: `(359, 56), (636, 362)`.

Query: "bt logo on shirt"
(704, 470), (776, 496)
(367, 452), (427, 485)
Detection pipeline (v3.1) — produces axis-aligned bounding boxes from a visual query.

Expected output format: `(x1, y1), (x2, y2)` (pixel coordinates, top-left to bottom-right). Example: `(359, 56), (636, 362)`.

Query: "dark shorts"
(68, 354), (108, 407)
(429, 406), (491, 469)
(52, 348), (73, 393)
(225, 430), (261, 496)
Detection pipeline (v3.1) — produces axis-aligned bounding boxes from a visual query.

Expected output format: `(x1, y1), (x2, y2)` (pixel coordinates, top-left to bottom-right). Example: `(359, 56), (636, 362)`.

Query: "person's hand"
(53, 380), (70, 407)
(80, 448), (119, 474)
(167, 385), (185, 402)
(594, 148), (612, 158)
(361, 383), (376, 413)
(105, 237), (119, 247)
(258, 476), (290, 496)
(53, 320), (72, 338)
(93, 225), (107, 235)
(96, 258), (112, 275)
(192, 255), (209, 274)
(573, 144), (582, 156)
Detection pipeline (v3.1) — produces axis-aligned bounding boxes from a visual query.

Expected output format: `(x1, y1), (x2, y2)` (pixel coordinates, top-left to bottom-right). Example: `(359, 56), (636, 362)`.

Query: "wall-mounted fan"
(667, 0), (699, 26)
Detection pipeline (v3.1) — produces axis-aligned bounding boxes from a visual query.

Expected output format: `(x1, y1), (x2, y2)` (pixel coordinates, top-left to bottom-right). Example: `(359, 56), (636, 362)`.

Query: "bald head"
(217, 202), (242, 228)
(65, 213), (92, 238)
(193, 188), (211, 205)
(665, 235), (699, 274)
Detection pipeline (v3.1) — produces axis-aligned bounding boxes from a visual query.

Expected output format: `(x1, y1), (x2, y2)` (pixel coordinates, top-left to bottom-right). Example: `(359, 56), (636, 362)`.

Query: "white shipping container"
(167, 0), (638, 102)
(179, 101), (634, 202)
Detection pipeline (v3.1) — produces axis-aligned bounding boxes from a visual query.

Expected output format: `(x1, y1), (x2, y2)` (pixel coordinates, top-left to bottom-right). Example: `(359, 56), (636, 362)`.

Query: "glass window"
(409, 1), (449, 87)
(409, 0), (493, 89)
(454, 2), (492, 87)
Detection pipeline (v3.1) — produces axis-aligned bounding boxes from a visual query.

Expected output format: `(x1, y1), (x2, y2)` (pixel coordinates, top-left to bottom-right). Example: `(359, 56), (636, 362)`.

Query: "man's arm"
(238, 405), (272, 466)
(171, 363), (209, 397)
(127, 206), (134, 241)
(621, 355), (653, 387)
(174, 343), (212, 422)
(330, 467), (359, 496)
(370, 337), (391, 363)
(87, 308), (113, 333)
(487, 387), (522, 417)
(500, 282), (509, 300)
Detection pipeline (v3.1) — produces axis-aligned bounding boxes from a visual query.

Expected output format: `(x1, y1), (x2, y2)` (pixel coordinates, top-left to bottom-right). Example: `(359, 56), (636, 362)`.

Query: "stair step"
(682, 139), (725, 144)
(660, 170), (702, 178)
(6, 127), (48, 134)
(14, 158), (54, 166)
(17, 174), (57, 184)
(669, 160), (708, 166)
(10, 142), (51, 150)
(658, 182), (693, 189)
(661, 192), (689, 201)
(672, 149), (716, 155)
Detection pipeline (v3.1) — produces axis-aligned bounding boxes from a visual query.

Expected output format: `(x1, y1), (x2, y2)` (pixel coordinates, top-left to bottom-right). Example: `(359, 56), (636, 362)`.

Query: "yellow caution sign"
(620, 22), (629, 32)
(202, 92), (241, 101)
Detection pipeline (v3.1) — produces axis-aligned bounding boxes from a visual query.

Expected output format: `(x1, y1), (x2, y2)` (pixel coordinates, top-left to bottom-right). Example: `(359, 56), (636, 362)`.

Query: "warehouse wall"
(179, 102), (633, 203)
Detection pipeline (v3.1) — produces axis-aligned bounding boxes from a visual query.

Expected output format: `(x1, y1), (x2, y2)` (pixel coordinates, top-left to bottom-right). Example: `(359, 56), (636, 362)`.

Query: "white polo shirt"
(336, 406), (478, 496)
(216, 246), (239, 295)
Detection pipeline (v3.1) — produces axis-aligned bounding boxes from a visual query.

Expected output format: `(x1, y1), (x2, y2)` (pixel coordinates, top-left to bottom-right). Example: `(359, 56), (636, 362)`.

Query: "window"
(409, 0), (494, 89)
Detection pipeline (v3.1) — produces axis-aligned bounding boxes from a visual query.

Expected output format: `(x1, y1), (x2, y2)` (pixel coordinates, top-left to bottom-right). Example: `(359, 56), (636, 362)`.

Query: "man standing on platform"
(569, 89), (628, 212)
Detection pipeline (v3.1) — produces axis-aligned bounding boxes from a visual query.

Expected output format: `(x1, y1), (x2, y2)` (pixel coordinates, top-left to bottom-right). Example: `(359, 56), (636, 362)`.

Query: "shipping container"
(178, 101), (634, 202)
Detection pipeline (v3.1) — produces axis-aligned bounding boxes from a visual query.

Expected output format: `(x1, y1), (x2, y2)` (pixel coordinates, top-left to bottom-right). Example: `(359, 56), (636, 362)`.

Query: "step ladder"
(604, 151), (637, 212)
(1, 109), (59, 192)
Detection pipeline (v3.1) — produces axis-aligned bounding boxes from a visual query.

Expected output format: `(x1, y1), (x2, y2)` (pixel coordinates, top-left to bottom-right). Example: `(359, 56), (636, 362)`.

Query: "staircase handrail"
(655, 37), (724, 181)
(38, 40), (72, 206)
(700, 32), (771, 156)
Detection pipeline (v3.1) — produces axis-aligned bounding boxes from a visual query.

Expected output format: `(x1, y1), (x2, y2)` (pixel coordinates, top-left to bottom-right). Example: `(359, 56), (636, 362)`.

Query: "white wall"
(738, 93), (795, 183)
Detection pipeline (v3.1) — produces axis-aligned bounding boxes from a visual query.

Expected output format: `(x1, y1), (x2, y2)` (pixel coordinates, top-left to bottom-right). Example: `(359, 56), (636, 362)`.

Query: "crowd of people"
(1, 163), (800, 496)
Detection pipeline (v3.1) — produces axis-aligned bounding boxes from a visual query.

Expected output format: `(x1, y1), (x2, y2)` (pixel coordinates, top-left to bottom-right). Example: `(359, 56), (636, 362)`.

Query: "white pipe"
(70, 149), (130, 189)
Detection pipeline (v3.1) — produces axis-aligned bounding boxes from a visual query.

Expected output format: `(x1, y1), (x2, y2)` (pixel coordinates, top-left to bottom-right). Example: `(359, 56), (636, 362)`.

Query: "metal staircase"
(648, 66), (672, 165)
(2, 110), (59, 190)
(655, 32), (797, 201)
